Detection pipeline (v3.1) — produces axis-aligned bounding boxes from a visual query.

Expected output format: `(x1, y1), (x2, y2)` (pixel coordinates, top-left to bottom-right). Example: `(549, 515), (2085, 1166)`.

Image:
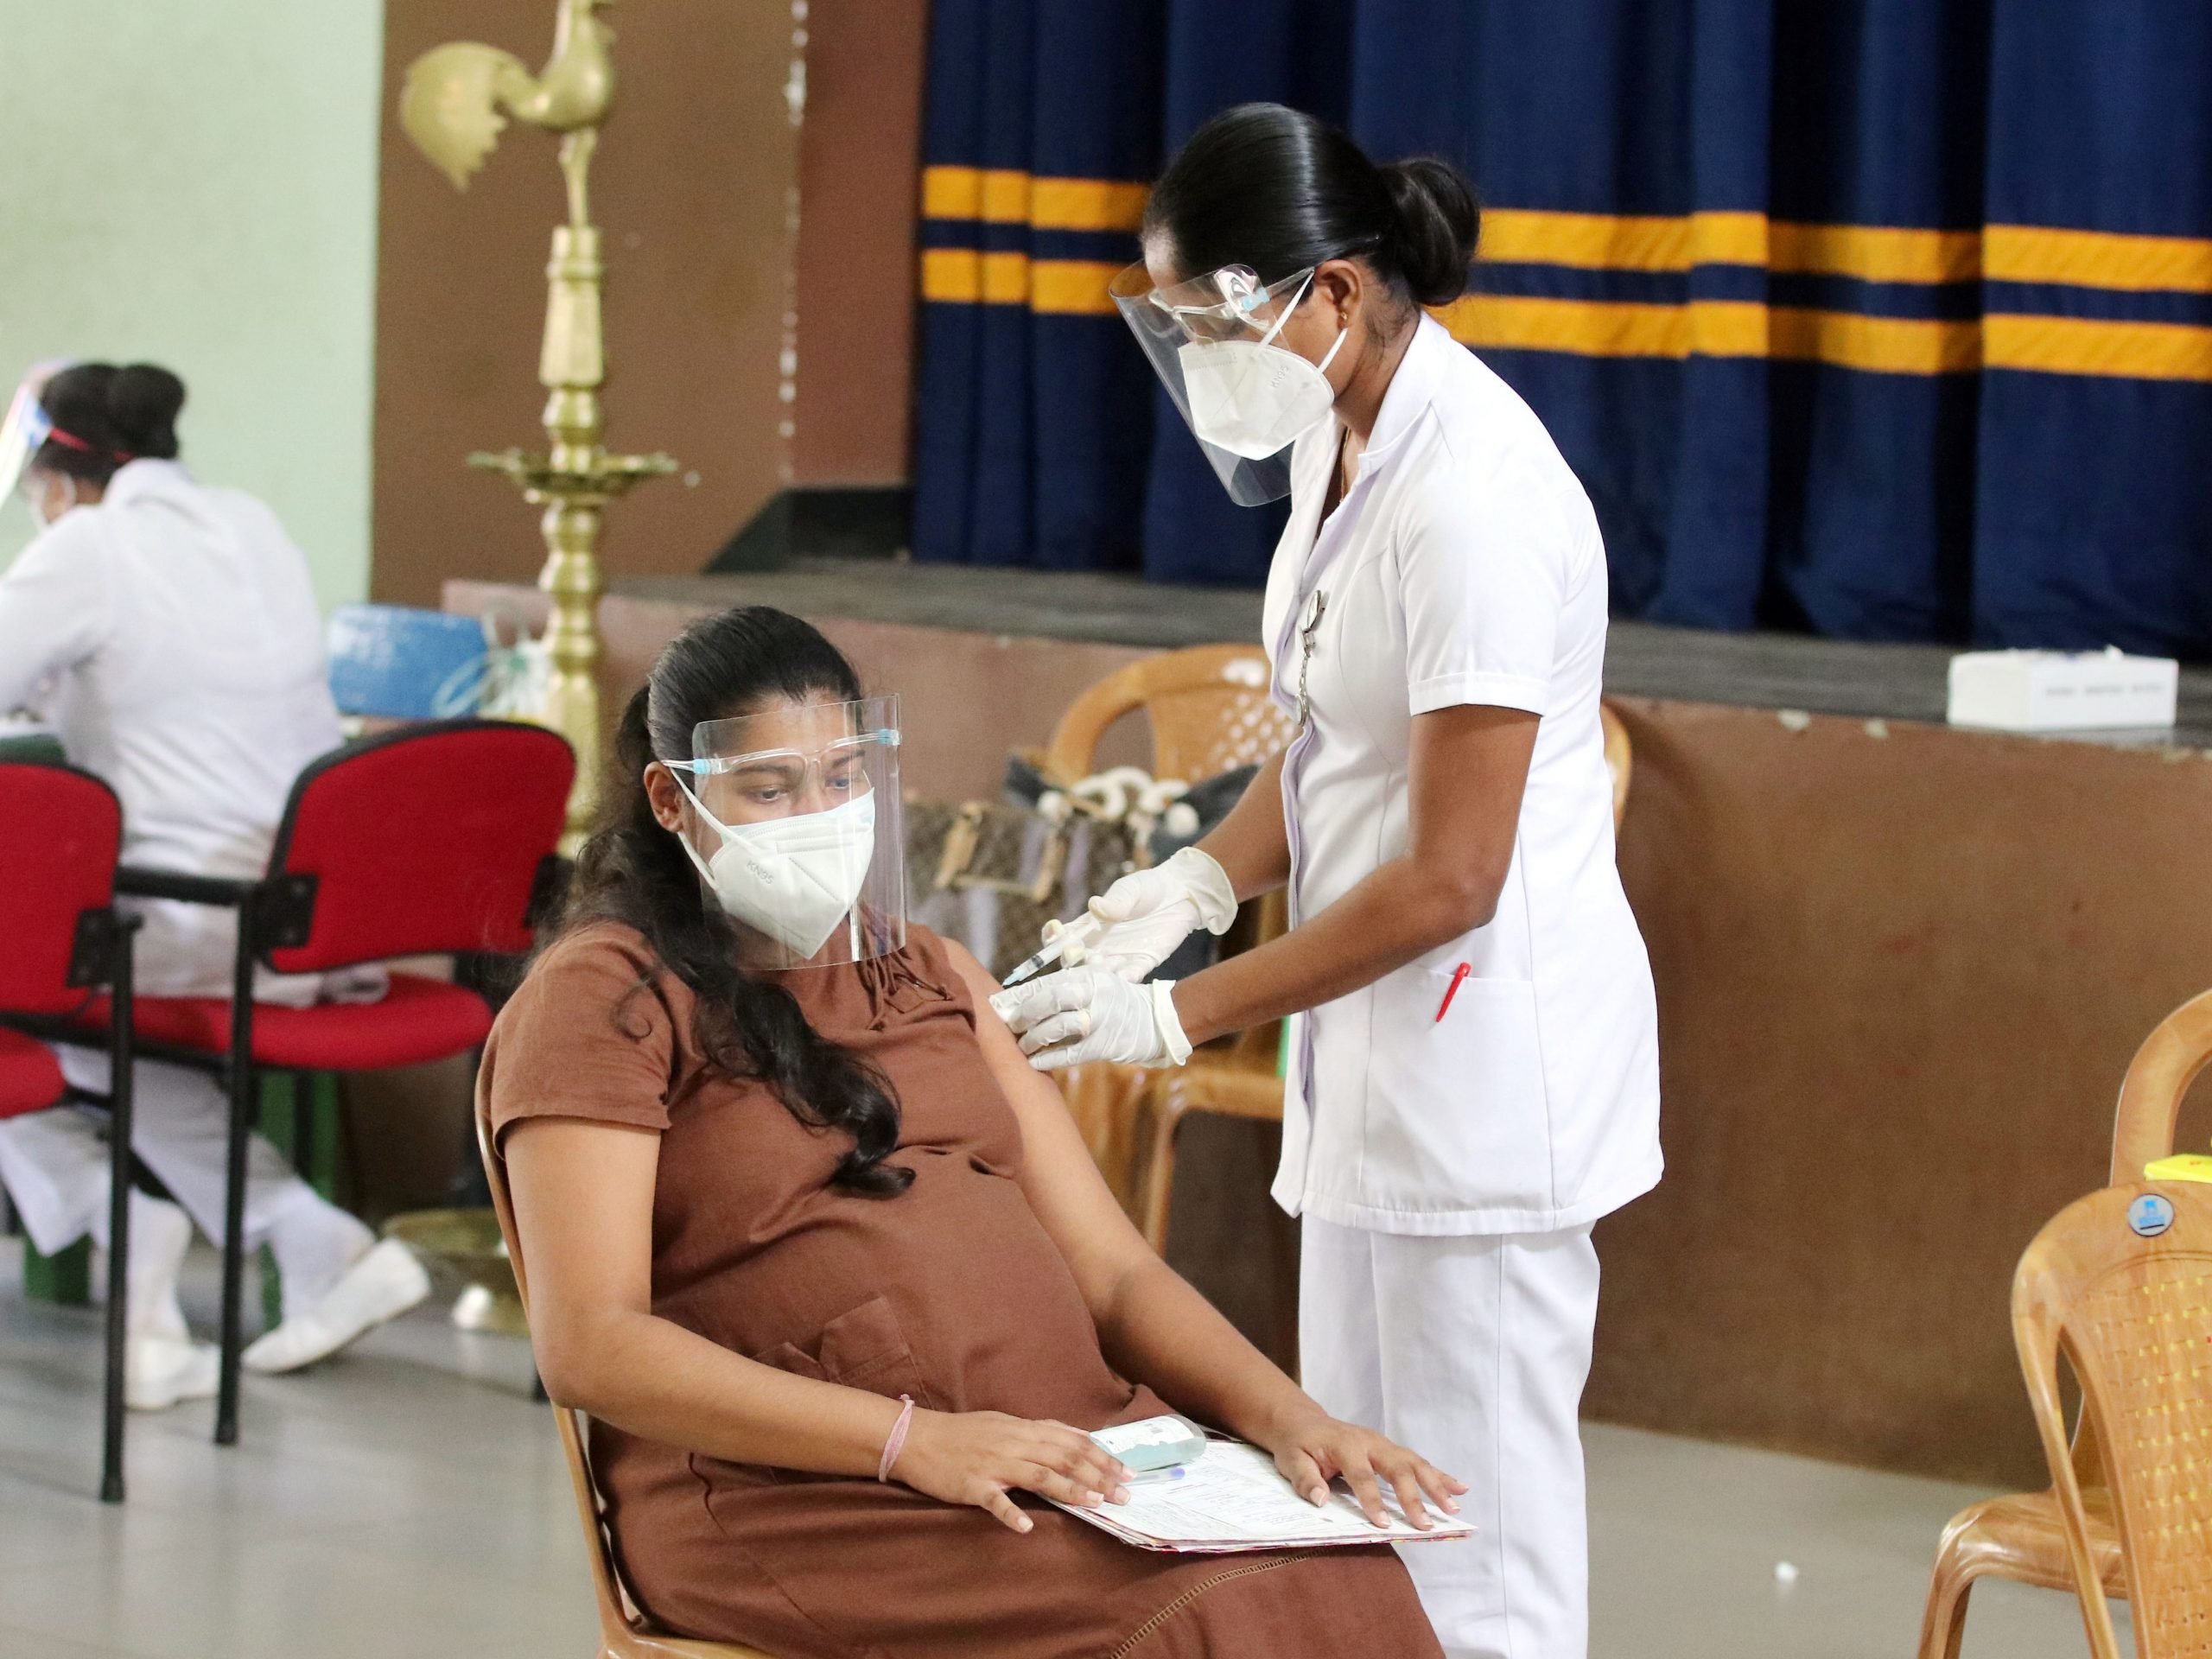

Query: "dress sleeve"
(1395, 454), (1569, 719)
(480, 927), (682, 1152)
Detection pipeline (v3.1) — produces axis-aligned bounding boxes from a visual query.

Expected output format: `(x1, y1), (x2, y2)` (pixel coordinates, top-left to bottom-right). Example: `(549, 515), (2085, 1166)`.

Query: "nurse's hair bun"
(1379, 157), (1482, 308)
(103, 364), (187, 460)
(37, 361), (186, 471)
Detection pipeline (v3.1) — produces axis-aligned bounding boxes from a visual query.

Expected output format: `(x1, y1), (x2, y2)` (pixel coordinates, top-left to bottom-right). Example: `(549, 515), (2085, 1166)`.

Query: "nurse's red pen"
(1435, 963), (1472, 1022)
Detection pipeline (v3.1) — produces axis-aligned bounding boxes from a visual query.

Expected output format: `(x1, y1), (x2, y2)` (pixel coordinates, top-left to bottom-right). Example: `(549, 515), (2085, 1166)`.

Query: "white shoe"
(124, 1335), (220, 1411)
(240, 1239), (430, 1375)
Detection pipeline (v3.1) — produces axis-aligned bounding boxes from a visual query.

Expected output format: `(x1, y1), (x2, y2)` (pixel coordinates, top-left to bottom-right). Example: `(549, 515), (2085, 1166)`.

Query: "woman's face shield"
(665, 695), (906, 970)
(1111, 262), (1323, 505)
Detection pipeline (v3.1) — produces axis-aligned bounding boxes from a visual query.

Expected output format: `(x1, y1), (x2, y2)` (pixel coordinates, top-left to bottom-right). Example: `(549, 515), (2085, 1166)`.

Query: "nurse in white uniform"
(994, 106), (1660, 1659)
(0, 362), (429, 1408)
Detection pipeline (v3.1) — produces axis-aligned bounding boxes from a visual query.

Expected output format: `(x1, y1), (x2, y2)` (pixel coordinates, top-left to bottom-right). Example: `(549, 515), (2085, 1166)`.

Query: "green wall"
(0, 2), (385, 608)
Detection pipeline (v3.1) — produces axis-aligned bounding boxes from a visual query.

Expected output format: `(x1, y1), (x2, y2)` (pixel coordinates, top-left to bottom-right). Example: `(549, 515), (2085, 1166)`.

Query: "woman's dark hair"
(557, 605), (913, 1198)
(32, 363), (186, 486)
(1143, 103), (1481, 315)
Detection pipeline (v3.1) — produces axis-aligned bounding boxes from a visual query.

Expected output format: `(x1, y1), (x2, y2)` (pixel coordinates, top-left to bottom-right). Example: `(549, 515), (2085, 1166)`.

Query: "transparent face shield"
(663, 696), (905, 971)
(0, 360), (66, 505)
(1110, 262), (1340, 505)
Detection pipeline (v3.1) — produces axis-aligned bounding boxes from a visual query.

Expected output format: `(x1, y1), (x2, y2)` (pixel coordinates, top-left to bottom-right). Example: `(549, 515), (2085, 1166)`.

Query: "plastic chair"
(475, 1116), (775, 1659)
(2012, 1181), (2212, 1657)
(60, 719), (573, 1446)
(0, 763), (140, 1501)
(1042, 644), (1297, 789)
(1915, 987), (2212, 1657)
(1133, 702), (1637, 1254)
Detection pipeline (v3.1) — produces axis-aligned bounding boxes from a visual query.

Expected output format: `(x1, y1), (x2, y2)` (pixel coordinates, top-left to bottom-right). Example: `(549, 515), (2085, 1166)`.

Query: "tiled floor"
(0, 1240), (2122, 1659)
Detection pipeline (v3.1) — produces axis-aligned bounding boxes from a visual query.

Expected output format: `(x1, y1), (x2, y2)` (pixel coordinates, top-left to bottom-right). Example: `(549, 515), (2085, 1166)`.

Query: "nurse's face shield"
(664, 695), (906, 970)
(0, 360), (67, 507)
(1111, 262), (1323, 505)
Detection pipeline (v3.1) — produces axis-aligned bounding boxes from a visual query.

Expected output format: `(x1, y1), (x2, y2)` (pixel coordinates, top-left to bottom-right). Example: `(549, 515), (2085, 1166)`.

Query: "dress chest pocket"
(1364, 966), (1554, 1214)
(750, 1293), (926, 1397)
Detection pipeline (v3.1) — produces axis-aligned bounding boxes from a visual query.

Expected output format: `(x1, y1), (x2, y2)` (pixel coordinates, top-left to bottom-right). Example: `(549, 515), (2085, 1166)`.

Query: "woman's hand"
(1265, 1409), (1467, 1530)
(893, 1408), (1135, 1533)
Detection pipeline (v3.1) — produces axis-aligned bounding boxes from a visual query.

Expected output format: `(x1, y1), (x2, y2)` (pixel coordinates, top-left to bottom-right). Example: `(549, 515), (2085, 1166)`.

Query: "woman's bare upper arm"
(941, 940), (1152, 1306)
(502, 1117), (661, 1332)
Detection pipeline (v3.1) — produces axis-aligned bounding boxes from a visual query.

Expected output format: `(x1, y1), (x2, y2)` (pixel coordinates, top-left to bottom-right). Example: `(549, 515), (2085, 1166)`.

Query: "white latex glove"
(989, 967), (1193, 1071)
(1054, 846), (1238, 982)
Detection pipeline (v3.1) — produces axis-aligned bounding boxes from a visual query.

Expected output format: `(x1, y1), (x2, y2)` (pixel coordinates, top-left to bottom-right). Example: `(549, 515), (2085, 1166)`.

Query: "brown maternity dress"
(480, 921), (1445, 1658)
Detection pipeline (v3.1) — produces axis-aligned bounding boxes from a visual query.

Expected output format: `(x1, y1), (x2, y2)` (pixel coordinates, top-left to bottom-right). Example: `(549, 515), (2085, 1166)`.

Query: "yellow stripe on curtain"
(921, 166), (1147, 233)
(918, 249), (1122, 314)
(923, 169), (2212, 295)
(1984, 225), (2212, 295)
(1435, 294), (2212, 380)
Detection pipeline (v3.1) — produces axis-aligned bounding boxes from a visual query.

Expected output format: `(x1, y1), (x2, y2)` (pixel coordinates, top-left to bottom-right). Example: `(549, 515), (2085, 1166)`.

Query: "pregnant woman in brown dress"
(483, 607), (1459, 1657)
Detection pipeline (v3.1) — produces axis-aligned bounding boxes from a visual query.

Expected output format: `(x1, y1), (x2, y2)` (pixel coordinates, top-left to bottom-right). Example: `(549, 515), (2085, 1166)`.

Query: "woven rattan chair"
(2013, 1181), (2212, 1657)
(477, 1116), (775, 1659)
(1915, 988), (2212, 1659)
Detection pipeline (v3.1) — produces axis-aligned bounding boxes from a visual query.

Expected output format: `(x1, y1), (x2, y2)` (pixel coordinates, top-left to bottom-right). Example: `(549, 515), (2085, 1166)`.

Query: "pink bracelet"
(877, 1395), (916, 1483)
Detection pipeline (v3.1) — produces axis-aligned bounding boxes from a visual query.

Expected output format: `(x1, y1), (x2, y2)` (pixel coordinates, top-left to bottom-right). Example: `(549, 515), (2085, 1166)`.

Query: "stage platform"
(604, 560), (2212, 749)
(448, 561), (2212, 1489)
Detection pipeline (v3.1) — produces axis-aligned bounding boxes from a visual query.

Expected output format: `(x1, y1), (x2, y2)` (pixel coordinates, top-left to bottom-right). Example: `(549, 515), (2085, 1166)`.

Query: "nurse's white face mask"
(670, 773), (878, 960)
(1174, 274), (1349, 461)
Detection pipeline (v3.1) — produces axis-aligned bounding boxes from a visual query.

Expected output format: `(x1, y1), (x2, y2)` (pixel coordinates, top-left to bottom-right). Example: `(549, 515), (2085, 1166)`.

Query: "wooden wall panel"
(373, 2), (799, 606)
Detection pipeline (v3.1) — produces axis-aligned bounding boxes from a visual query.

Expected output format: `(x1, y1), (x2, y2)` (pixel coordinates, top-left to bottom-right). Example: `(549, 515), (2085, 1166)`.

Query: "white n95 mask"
(1176, 320), (1348, 461)
(671, 779), (878, 960)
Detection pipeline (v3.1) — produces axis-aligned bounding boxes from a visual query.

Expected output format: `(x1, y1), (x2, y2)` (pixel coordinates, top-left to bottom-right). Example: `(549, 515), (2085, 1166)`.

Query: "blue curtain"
(913, 1), (2212, 656)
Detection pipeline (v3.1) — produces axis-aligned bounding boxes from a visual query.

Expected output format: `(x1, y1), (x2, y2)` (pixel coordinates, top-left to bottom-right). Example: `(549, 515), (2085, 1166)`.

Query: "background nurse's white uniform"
(1263, 315), (1660, 1658)
(0, 460), (398, 1347)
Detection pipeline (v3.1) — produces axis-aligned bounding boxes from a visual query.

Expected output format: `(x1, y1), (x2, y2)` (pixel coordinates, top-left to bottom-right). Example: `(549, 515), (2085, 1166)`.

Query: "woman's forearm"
(543, 1306), (902, 1477)
(1093, 1256), (1323, 1446)
(1195, 750), (1292, 901)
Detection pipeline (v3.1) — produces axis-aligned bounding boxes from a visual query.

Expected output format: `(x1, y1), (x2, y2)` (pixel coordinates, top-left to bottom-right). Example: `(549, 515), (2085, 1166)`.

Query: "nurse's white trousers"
(1300, 1216), (1599, 1659)
(0, 1048), (362, 1314)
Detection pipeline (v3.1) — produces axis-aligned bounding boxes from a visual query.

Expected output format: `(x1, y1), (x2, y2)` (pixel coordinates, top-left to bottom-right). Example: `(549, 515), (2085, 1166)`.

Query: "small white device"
(1946, 648), (2178, 733)
(1090, 1414), (1210, 1473)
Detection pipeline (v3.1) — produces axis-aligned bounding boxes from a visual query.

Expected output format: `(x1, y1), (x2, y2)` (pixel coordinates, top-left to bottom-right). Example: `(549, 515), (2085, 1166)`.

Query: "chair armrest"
(114, 865), (257, 908)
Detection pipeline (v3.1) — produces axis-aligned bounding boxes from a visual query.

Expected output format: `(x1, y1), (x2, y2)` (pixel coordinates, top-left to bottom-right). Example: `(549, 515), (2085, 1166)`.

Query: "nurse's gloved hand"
(1056, 847), (1237, 982)
(989, 967), (1193, 1071)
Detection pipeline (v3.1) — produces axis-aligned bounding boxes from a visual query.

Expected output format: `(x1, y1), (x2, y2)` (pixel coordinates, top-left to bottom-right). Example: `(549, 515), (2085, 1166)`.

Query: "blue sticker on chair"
(2128, 1193), (2176, 1239)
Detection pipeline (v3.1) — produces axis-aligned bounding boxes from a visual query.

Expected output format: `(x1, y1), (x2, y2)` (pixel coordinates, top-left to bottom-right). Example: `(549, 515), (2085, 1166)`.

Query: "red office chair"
(0, 762), (140, 1502)
(66, 720), (574, 1446)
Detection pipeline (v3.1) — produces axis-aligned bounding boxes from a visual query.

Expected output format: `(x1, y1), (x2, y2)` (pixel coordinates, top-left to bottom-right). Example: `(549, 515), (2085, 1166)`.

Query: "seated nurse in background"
(485, 604), (1464, 1658)
(0, 362), (429, 1408)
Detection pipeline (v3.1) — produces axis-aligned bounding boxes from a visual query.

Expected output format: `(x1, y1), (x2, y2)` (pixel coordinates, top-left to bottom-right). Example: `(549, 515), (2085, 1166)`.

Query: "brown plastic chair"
(2012, 1181), (2212, 1657)
(476, 1115), (775, 1659)
(1042, 643), (1296, 788)
(1133, 702), (1636, 1254)
(1915, 986), (2212, 1659)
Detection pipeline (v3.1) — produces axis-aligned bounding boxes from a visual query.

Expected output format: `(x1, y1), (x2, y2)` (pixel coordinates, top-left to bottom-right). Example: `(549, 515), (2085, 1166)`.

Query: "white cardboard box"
(1946, 648), (2178, 732)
